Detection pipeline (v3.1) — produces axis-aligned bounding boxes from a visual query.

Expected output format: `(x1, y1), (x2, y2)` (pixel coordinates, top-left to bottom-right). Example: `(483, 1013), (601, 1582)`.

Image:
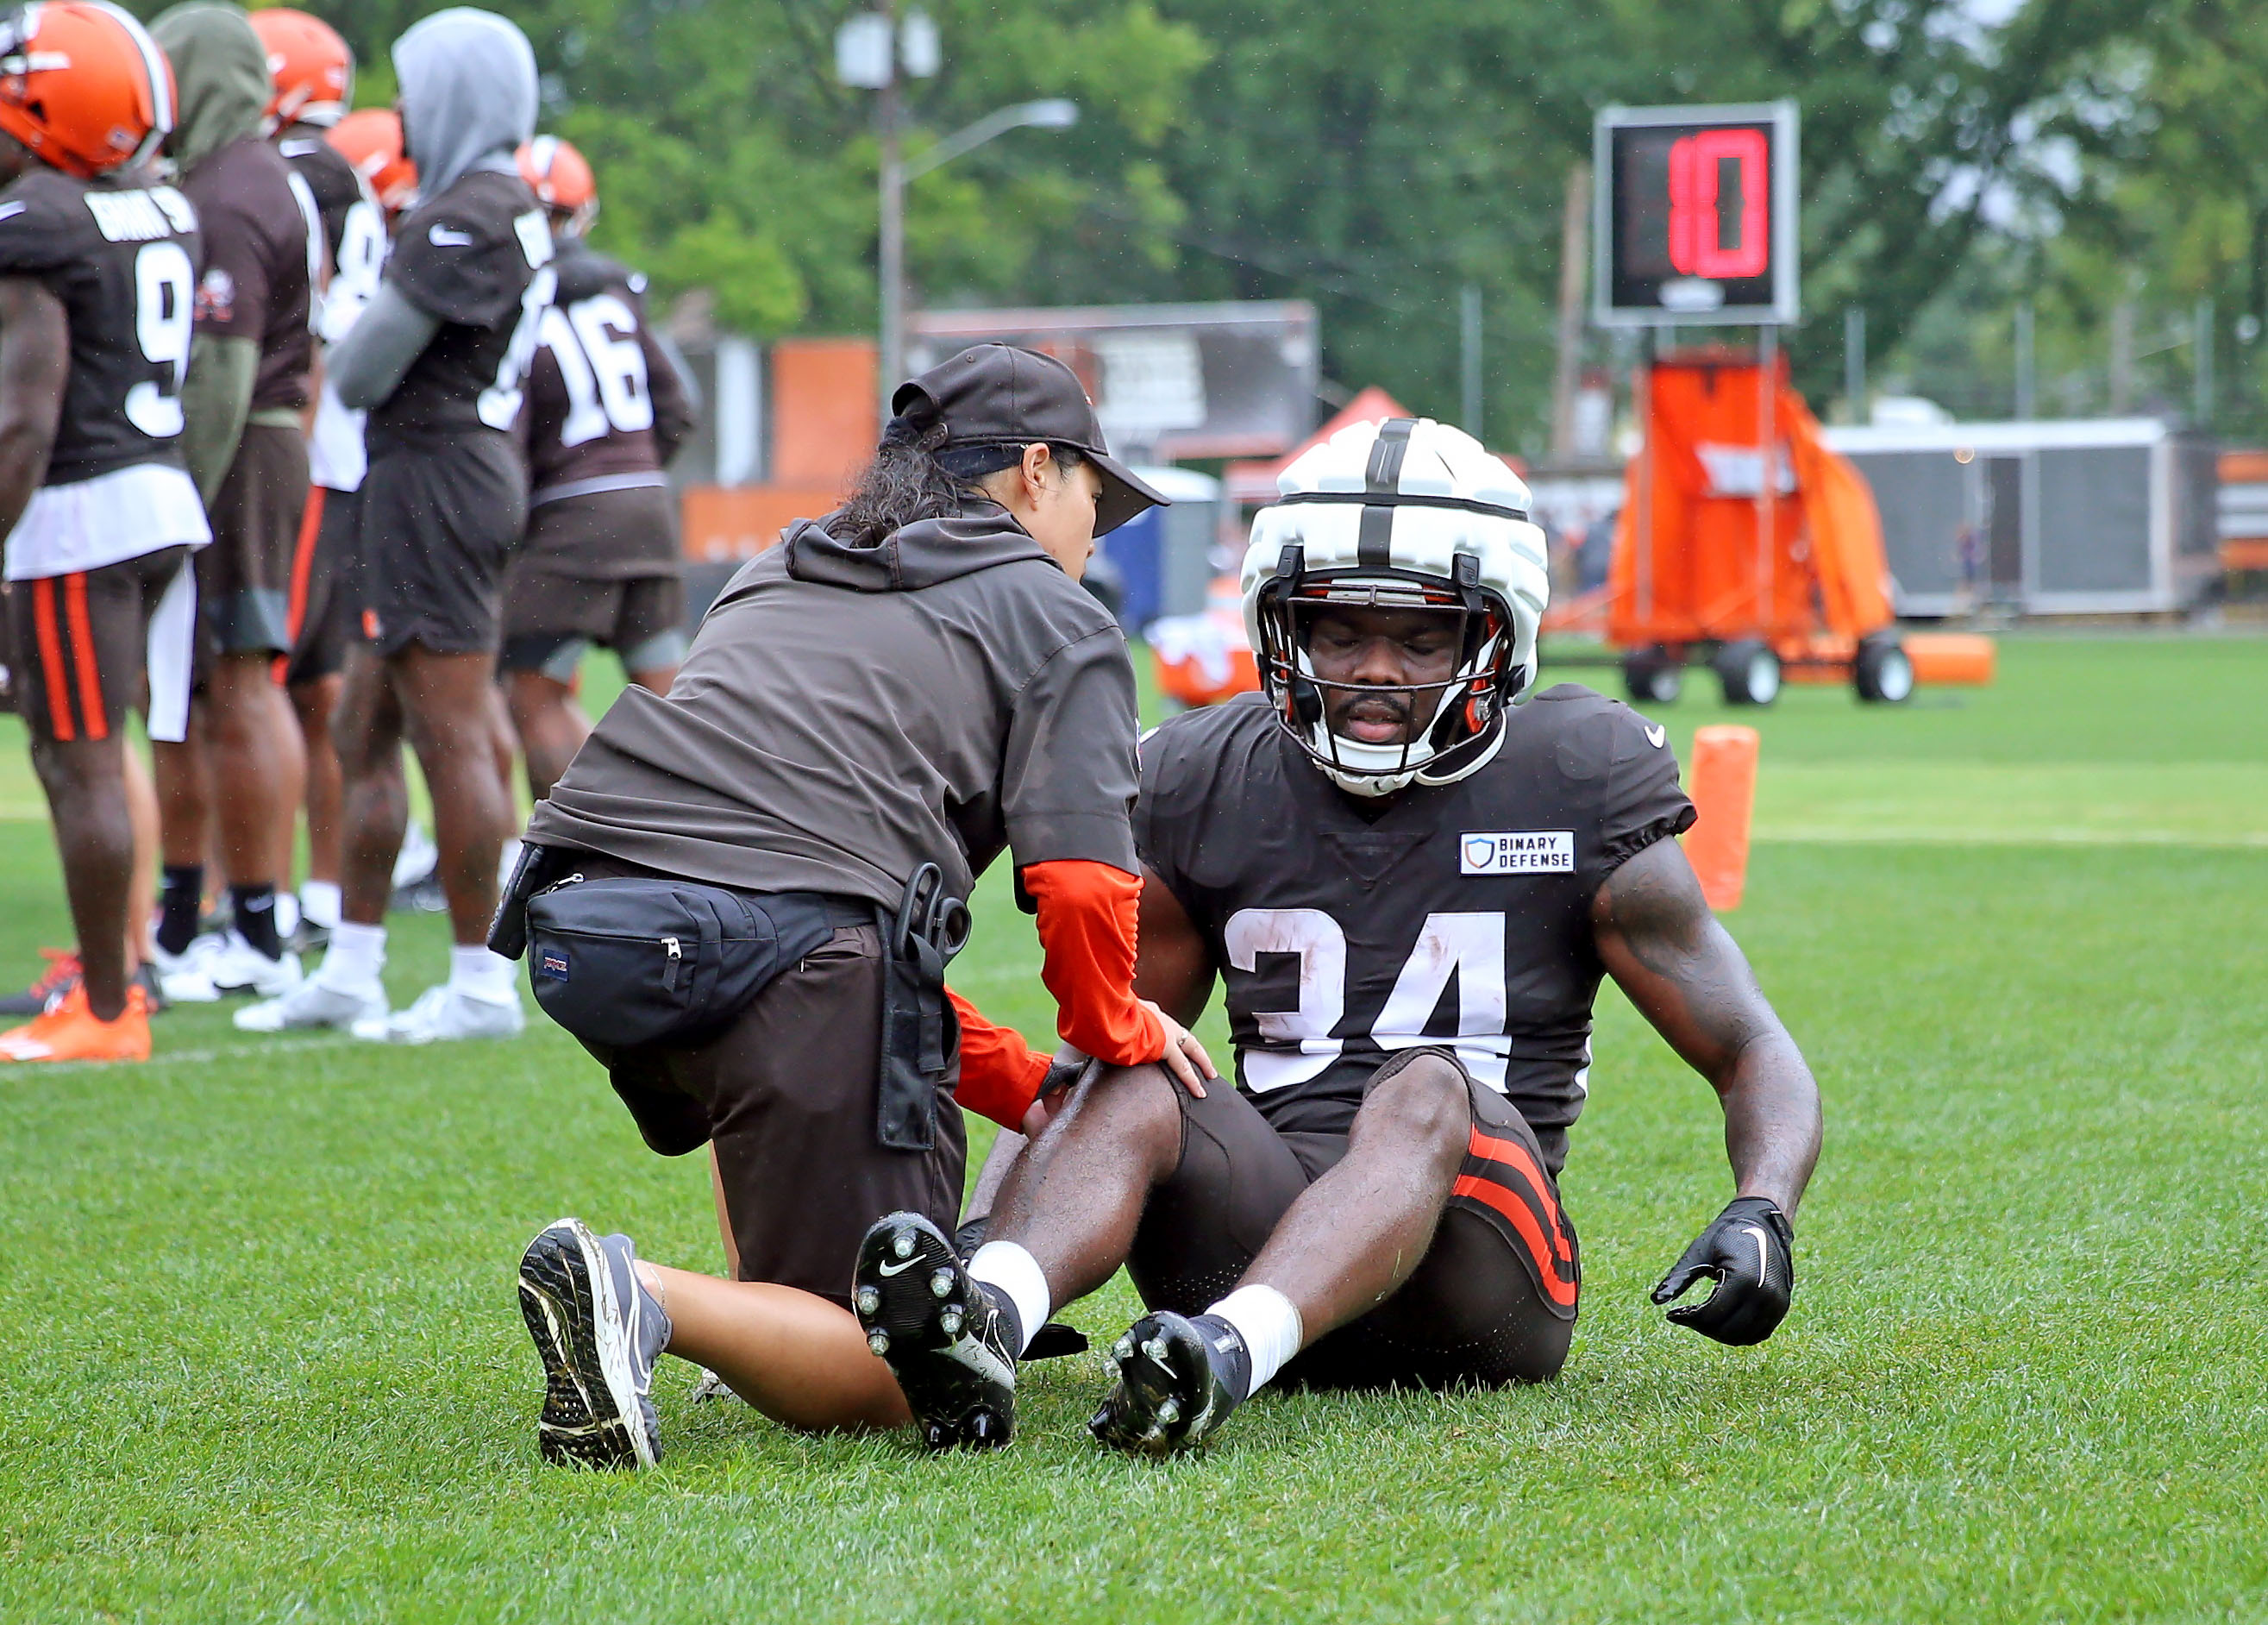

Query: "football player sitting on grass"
(859, 417), (1824, 1452)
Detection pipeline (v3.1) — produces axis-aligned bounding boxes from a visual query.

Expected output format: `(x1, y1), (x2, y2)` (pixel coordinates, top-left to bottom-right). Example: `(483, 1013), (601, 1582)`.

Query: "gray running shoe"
(517, 1219), (671, 1470)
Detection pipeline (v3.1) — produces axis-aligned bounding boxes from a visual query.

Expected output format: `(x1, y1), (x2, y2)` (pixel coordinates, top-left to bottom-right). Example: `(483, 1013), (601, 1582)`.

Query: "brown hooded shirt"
(524, 505), (1140, 908)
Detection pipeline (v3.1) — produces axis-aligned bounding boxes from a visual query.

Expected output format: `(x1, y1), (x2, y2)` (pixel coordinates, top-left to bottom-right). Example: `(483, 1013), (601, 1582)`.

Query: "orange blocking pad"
(1609, 353), (1895, 651)
(1905, 633), (1995, 686)
(1683, 725), (1758, 913)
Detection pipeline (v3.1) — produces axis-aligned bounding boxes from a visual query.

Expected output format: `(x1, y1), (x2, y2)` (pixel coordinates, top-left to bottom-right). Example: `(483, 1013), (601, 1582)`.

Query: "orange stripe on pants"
(287, 485), (323, 644)
(63, 572), (105, 740)
(1450, 1175), (1579, 1308)
(30, 576), (73, 742)
(278, 486), (326, 685)
(1462, 1126), (1580, 1306)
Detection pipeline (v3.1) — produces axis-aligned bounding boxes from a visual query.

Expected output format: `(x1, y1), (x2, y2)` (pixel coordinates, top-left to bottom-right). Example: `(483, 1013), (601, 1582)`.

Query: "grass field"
(3, 635), (2265, 1622)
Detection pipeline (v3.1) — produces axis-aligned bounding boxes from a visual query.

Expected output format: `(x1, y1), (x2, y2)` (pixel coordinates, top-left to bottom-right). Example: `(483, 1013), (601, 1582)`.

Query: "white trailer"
(1819, 418), (2219, 618)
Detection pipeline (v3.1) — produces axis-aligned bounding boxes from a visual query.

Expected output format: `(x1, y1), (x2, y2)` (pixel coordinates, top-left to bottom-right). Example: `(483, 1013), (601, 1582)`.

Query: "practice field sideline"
(2, 636), (2264, 1622)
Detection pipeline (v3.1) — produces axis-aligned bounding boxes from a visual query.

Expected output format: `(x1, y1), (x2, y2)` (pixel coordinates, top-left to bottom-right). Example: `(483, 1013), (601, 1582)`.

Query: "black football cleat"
(855, 1211), (1018, 1450)
(1090, 1310), (1248, 1455)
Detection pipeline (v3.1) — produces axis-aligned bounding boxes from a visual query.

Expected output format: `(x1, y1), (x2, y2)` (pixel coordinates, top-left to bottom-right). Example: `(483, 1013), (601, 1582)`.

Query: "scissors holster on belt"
(875, 863), (970, 1151)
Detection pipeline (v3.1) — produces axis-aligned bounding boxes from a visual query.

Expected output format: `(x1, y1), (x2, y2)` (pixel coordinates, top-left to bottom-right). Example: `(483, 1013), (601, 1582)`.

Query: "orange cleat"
(0, 982), (152, 1063)
(0, 947), (83, 1016)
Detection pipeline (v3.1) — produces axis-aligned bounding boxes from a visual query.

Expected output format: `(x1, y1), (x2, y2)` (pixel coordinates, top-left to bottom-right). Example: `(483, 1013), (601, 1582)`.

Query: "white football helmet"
(1241, 417), (1550, 797)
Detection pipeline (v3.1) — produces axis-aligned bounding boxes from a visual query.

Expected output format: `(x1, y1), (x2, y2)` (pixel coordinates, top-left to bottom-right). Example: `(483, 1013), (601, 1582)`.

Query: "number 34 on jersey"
(1226, 907), (1520, 1095)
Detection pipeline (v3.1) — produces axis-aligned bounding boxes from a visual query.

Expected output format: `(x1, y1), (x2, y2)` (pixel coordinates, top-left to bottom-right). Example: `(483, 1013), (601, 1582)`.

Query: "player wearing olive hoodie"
(143, 3), (315, 1004)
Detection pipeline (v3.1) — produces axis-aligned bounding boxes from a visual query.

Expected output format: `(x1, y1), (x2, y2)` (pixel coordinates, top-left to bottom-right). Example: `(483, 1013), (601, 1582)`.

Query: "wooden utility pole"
(1550, 160), (1591, 462)
(877, 0), (904, 405)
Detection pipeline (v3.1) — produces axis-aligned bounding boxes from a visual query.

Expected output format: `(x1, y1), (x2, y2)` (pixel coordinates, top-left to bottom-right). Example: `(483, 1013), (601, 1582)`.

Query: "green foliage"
(206, 3), (2265, 437)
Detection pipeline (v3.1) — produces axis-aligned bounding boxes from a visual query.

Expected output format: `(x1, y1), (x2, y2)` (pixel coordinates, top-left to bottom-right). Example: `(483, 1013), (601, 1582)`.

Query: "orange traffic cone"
(1684, 725), (1759, 912)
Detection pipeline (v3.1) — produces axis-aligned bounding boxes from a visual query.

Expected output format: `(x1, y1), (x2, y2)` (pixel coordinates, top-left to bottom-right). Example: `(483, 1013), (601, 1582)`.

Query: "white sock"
(1207, 1285), (1304, 1396)
(316, 921), (385, 991)
(299, 881), (341, 931)
(967, 1240), (1051, 1356)
(449, 944), (518, 1004)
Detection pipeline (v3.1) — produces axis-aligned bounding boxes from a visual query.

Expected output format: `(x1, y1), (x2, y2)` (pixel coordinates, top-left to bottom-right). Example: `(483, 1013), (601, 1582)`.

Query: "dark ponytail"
(828, 395), (1087, 545)
(827, 440), (974, 545)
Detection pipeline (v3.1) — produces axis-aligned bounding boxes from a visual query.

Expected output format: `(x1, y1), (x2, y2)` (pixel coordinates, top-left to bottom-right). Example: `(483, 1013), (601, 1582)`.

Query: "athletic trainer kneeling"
(865, 417), (1822, 1453)
(500, 344), (1209, 1465)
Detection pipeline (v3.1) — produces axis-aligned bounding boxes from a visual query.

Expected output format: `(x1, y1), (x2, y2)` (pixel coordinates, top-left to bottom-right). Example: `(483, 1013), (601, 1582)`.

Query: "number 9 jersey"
(0, 166), (200, 489)
(1135, 685), (1695, 1176)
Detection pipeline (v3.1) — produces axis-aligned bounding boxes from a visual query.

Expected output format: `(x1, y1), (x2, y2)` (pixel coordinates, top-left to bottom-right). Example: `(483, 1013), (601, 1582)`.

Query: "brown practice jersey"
(278, 125), (385, 494)
(515, 236), (694, 573)
(0, 166), (202, 485)
(369, 168), (551, 452)
(275, 123), (370, 272)
(1135, 685), (1695, 1174)
(179, 136), (316, 413)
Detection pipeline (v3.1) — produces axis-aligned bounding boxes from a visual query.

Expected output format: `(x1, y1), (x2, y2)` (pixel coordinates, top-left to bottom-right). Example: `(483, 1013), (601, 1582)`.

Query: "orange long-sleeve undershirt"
(1022, 857), (1164, 1068)
(949, 989), (1051, 1130)
(946, 860), (1164, 1131)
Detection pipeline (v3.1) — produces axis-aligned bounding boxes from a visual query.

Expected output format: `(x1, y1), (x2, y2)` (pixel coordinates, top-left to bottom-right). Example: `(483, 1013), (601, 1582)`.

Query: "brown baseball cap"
(891, 343), (1171, 536)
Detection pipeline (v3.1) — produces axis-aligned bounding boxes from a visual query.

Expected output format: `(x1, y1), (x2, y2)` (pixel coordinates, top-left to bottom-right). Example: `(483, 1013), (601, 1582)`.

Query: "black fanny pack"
(493, 845), (972, 1153)
(521, 873), (852, 1051)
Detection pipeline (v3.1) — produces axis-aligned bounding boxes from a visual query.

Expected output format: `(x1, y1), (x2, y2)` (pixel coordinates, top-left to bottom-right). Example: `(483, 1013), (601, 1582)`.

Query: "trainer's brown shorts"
(562, 853), (966, 1309)
(1129, 1048), (1580, 1389)
(198, 422), (308, 671)
(6, 547), (191, 743)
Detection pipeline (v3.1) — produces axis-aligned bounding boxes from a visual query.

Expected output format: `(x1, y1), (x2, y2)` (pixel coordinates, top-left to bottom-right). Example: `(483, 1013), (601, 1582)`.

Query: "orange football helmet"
(328, 106), (417, 218)
(517, 135), (597, 236)
(249, 8), (352, 133)
(0, 1), (173, 179)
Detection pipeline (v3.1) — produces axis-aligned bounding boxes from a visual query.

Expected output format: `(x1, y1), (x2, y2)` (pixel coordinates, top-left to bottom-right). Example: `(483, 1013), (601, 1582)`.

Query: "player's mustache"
(1340, 687), (1413, 719)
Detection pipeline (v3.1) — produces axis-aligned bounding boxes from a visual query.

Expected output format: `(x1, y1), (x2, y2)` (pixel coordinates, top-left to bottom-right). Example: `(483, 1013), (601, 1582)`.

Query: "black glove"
(1650, 1196), (1794, 1346)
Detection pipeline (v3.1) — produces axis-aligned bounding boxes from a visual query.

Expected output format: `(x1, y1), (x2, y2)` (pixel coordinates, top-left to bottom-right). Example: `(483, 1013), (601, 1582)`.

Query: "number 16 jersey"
(1135, 686), (1695, 1174)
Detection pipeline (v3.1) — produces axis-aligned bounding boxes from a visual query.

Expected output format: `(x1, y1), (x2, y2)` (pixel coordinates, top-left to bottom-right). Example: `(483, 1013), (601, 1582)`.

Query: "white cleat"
(147, 935), (222, 1004)
(203, 931), (303, 998)
(235, 976), (386, 1033)
(367, 984), (525, 1045)
(392, 821), (439, 891)
(687, 1367), (741, 1406)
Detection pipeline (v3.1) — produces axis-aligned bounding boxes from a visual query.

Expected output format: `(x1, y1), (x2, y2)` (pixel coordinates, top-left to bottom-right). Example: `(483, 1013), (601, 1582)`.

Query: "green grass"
(3, 636), (2265, 1622)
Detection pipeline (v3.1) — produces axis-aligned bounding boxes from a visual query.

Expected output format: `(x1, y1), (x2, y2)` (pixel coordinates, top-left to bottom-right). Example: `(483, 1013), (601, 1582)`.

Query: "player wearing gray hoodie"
(239, 9), (549, 1046)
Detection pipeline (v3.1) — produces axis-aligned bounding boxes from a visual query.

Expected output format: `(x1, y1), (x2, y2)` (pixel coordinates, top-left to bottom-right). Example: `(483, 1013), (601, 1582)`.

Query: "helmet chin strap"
(1413, 711), (1508, 786)
(1315, 705), (1508, 798)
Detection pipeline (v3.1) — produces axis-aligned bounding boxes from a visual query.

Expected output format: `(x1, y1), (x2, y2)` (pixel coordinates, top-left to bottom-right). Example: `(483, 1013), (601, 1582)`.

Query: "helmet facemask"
(1253, 545), (1529, 798)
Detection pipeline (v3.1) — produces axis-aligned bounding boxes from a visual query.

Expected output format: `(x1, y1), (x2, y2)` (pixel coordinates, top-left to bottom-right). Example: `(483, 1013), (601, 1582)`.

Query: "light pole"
(836, 12), (1076, 399)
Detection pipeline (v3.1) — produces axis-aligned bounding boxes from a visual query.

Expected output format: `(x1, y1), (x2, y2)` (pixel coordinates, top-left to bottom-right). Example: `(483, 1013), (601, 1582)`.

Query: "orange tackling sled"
(1607, 350), (1931, 707)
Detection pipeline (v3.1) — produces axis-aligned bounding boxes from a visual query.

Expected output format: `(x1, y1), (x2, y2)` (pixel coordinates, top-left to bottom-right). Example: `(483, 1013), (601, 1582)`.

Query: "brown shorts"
(6, 547), (192, 743)
(498, 571), (685, 679)
(564, 855), (965, 1308)
(283, 485), (362, 686)
(198, 421), (309, 669)
(1128, 1049), (1580, 1389)
(360, 435), (526, 658)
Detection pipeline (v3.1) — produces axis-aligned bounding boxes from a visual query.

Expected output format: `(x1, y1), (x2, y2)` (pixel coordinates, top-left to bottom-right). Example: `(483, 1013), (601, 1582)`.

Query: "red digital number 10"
(1667, 129), (1770, 279)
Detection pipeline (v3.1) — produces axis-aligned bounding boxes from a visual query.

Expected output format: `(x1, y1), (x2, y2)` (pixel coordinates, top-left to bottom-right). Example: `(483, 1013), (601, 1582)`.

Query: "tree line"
(209, 0), (2267, 449)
